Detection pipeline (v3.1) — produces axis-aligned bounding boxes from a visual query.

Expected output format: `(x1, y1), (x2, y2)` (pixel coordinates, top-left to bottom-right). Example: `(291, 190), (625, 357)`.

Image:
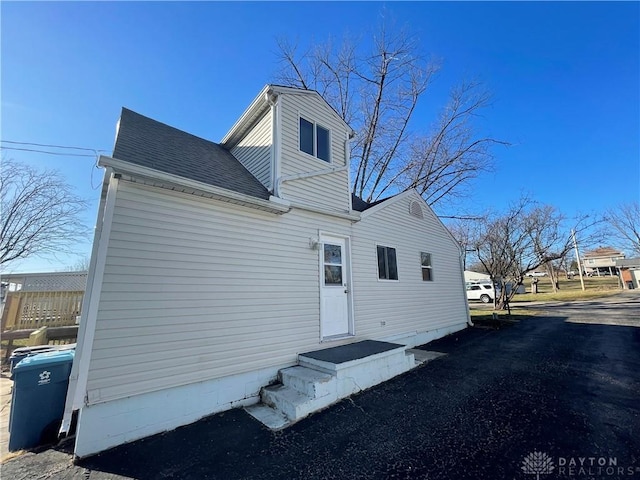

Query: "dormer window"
(300, 117), (330, 162)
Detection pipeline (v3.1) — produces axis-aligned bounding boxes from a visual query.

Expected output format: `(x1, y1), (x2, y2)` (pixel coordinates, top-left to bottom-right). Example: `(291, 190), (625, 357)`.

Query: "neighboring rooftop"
(615, 258), (640, 268)
(584, 247), (625, 258)
(113, 108), (270, 200)
(2, 271), (87, 292)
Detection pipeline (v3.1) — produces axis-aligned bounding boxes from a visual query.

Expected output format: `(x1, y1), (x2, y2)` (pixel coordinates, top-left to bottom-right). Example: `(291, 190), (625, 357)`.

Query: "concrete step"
(279, 366), (336, 399)
(245, 403), (290, 430)
(298, 340), (409, 374)
(248, 341), (419, 429)
(407, 349), (446, 365)
(298, 345), (415, 398)
(262, 384), (337, 422)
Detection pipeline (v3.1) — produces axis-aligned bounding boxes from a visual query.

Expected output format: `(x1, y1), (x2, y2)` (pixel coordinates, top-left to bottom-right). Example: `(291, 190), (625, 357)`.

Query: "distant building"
(582, 247), (625, 276)
(464, 270), (491, 284)
(616, 258), (640, 289)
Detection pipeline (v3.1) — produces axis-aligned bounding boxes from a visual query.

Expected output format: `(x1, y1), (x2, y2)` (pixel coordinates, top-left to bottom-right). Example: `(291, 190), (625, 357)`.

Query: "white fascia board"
(360, 189), (463, 253)
(60, 171), (113, 435)
(221, 84), (354, 147)
(98, 156), (291, 215)
(415, 193), (465, 253)
(61, 170), (119, 433)
(220, 85), (271, 147)
(269, 86), (355, 136)
(358, 190), (416, 219)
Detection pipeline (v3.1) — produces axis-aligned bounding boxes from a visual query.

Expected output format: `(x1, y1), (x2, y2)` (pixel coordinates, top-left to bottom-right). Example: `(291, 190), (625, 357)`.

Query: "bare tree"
(1, 159), (88, 265)
(472, 197), (531, 308)
(275, 22), (507, 208)
(605, 201), (640, 256)
(386, 81), (505, 206)
(62, 256), (91, 272)
(523, 205), (571, 292)
(447, 217), (483, 270)
(470, 197), (596, 308)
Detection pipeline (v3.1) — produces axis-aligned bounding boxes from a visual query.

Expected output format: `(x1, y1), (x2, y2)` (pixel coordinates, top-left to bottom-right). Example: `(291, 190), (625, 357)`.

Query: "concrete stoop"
(245, 340), (416, 430)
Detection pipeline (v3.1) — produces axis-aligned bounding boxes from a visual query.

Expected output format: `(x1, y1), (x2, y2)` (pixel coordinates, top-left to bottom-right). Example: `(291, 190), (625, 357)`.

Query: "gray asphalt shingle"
(350, 194), (390, 212)
(113, 108), (270, 200)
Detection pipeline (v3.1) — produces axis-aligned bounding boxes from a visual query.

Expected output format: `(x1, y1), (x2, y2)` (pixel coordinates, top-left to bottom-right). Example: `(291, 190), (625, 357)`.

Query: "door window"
(324, 243), (343, 285)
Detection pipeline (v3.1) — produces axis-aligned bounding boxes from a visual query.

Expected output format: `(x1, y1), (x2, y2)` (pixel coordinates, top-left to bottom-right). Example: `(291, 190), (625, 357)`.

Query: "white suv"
(466, 282), (495, 303)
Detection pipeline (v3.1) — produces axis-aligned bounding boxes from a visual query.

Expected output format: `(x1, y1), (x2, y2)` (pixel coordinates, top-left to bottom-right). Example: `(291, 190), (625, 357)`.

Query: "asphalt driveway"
(4, 292), (639, 480)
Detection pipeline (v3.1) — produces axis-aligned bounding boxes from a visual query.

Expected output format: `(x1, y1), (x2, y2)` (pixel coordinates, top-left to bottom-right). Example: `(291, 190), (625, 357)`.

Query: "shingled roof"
(113, 108), (270, 200)
(350, 194), (392, 212)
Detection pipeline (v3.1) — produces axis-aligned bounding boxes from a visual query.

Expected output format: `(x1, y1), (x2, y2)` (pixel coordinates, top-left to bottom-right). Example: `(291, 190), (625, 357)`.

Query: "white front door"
(320, 234), (351, 338)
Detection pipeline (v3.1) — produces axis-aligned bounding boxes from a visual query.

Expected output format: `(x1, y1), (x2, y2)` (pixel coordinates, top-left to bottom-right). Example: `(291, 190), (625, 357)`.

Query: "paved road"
(3, 292), (639, 479)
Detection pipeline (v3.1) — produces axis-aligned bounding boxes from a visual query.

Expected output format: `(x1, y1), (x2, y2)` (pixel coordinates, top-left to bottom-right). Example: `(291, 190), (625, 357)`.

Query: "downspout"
(459, 246), (474, 327)
(274, 165), (349, 198)
(270, 94), (353, 201)
(265, 89), (279, 193)
(345, 134), (353, 211)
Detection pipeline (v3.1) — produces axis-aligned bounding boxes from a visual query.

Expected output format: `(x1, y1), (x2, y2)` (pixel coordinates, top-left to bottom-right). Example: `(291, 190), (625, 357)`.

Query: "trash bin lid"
(13, 349), (75, 372)
(10, 345), (56, 357)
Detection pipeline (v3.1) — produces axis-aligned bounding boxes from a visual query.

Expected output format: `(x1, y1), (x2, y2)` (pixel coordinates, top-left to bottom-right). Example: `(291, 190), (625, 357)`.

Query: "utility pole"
(572, 229), (585, 291)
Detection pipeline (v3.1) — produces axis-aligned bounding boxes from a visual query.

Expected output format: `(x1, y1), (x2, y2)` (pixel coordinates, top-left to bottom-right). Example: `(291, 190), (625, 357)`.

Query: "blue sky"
(2, 1), (639, 272)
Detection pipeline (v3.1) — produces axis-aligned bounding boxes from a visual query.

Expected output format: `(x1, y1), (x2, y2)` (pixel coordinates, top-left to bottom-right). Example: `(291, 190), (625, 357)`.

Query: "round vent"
(409, 200), (424, 219)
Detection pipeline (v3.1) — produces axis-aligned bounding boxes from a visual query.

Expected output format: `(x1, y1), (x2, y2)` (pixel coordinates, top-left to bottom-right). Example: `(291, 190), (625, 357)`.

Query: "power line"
(1, 140), (109, 154)
(1, 142), (107, 191)
(0, 146), (98, 158)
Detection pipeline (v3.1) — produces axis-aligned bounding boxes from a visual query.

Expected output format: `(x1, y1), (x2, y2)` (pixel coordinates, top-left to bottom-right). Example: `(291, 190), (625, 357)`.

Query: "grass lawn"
(511, 275), (622, 303)
(467, 276), (624, 322)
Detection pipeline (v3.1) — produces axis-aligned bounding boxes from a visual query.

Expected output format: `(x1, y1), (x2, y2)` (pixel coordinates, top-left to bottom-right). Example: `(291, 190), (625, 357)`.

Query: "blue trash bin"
(9, 345), (56, 378)
(8, 349), (75, 452)
(9, 344), (76, 379)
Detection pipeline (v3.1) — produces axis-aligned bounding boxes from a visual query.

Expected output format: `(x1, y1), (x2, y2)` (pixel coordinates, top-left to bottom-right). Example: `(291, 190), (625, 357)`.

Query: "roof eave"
(98, 155), (291, 215)
(220, 85), (272, 148)
(220, 85), (355, 147)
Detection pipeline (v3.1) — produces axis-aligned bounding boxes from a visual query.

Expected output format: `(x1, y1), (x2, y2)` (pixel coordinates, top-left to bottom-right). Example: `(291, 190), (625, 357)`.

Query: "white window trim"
(298, 113), (332, 163)
(318, 231), (355, 340)
(376, 244), (400, 282)
(421, 252), (434, 282)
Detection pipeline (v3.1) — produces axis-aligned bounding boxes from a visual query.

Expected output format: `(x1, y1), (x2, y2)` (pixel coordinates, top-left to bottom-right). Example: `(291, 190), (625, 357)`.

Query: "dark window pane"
(421, 252), (431, 267)
(387, 248), (398, 280)
(300, 118), (314, 155)
(324, 244), (342, 264)
(422, 268), (432, 281)
(317, 125), (330, 162)
(377, 246), (386, 279)
(325, 265), (343, 285)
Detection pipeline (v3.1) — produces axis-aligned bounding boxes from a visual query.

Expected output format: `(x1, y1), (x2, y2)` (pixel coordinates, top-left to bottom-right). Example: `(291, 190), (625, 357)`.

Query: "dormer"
(221, 85), (355, 215)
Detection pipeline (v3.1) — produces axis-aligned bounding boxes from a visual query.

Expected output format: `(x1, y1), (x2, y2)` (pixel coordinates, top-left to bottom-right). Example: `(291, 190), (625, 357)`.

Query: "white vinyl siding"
(230, 110), (272, 190)
(278, 93), (351, 212)
(85, 180), (353, 404)
(351, 193), (467, 340)
(84, 183), (465, 405)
